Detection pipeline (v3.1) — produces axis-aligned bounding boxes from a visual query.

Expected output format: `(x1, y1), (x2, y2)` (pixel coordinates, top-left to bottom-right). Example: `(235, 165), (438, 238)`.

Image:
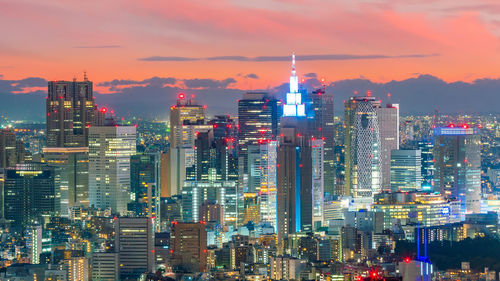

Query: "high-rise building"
(238, 92), (281, 190)
(433, 126), (481, 214)
(129, 153), (161, 228)
(63, 257), (89, 281)
(46, 77), (96, 147)
(259, 140), (278, 229)
(181, 181), (239, 226)
(390, 149), (422, 192)
(311, 139), (325, 228)
(375, 103), (400, 191)
(169, 93), (205, 149)
(91, 252), (119, 281)
(344, 96), (382, 198)
(307, 88), (335, 197)
(3, 163), (58, 227)
(0, 129), (26, 168)
(43, 147), (89, 217)
(26, 225), (42, 264)
(170, 222), (208, 272)
(115, 217), (154, 280)
(165, 147), (195, 196)
(88, 125), (136, 215)
(277, 55), (314, 249)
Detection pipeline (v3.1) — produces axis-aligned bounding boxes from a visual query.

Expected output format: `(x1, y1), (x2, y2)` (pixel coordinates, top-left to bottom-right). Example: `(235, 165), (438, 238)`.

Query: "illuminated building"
(238, 92), (281, 191)
(170, 222), (208, 272)
(269, 256), (307, 280)
(390, 149), (422, 192)
(344, 95), (381, 198)
(165, 146), (195, 196)
(433, 126), (481, 215)
(181, 181), (239, 226)
(242, 192), (260, 224)
(63, 257), (89, 281)
(311, 139), (324, 228)
(259, 140), (278, 229)
(43, 147), (89, 217)
(26, 225), (42, 264)
(91, 252), (119, 281)
(372, 192), (461, 230)
(88, 125), (136, 215)
(169, 93), (205, 149)
(306, 88), (336, 197)
(115, 217), (154, 280)
(46, 77), (96, 147)
(0, 129), (26, 168)
(129, 153), (161, 228)
(277, 55), (314, 250)
(375, 103), (400, 191)
(3, 163), (58, 227)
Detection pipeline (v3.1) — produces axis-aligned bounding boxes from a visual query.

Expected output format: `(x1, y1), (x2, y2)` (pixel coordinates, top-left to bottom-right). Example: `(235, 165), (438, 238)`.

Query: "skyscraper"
(3, 163), (58, 227)
(170, 222), (208, 272)
(259, 140), (278, 229)
(43, 147), (89, 217)
(311, 139), (324, 228)
(307, 88), (335, 197)
(433, 126), (481, 214)
(238, 92), (281, 190)
(169, 93), (205, 149)
(129, 153), (161, 224)
(344, 96), (382, 198)
(115, 217), (154, 279)
(0, 129), (26, 168)
(375, 103), (400, 191)
(88, 124), (136, 215)
(277, 55), (314, 249)
(390, 149), (422, 192)
(46, 77), (96, 147)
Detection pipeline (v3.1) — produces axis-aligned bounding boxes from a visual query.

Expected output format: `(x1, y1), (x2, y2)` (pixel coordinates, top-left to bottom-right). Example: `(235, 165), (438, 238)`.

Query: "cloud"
(183, 78), (237, 89)
(304, 73), (317, 78)
(138, 53), (439, 62)
(98, 77), (177, 88)
(73, 45), (122, 49)
(244, 73), (259, 79)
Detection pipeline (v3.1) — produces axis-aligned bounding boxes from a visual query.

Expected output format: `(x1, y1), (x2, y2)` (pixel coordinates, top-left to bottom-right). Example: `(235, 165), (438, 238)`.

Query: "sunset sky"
(2, 0), (500, 93)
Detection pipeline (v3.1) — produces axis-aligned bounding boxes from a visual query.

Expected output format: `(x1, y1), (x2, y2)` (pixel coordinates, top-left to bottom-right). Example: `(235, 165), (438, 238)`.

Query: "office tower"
(26, 225), (42, 264)
(165, 147), (195, 196)
(3, 164), (58, 227)
(259, 140), (278, 229)
(199, 202), (224, 224)
(169, 93), (205, 149)
(129, 153), (161, 223)
(277, 55), (313, 249)
(43, 147), (89, 217)
(433, 126), (481, 214)
(307, 88), (335, 197)
(375, 103), (400, 191)
(115, 217), (154, 279)
(208, 115), (237, 142)
(417, 138), (435, 190)
(194, 130), (215, 181)
(91, 253), (119, 280)
(170, 222), (208, 272)
(311, 139), (324, 228)
(332, 144), (346, 198)
(181, 181), (239, 226)
(344, 96), (382, 198)
(46, 77), (96, 147)
(0, 129), (26, 168)
(238, 92), (281, 189)
(390, 150), (422, 192)
(88, 125), (136, 215)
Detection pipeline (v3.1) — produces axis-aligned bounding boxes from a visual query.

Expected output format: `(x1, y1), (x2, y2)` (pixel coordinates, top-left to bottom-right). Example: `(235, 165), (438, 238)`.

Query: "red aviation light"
(404, 257), (411, 263)
(463, 124), (468, 129)
(100, 107), (107, 113)
(449, 124), (455, 128)
(178, 93), (185, 99)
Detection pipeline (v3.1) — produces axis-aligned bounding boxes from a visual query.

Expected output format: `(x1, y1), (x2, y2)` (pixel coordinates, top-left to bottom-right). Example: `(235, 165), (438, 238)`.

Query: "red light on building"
(178, 93), (185, 99)
(449, 124), (455, 128)
(100, 107), (107, 113)
(463, 124), (468, 129)
(299, 164), (303, 168)
(404, 257), (411, 263)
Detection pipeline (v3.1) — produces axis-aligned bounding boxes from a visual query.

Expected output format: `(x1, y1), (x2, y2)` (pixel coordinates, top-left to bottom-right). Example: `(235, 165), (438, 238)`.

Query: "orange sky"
(1, 0), (500, 91)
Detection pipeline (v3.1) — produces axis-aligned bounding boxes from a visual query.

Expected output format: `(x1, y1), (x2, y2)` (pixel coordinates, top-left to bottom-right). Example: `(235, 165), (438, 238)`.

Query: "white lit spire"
(289, 53), (299, 94)
(284, 53), (305, 117)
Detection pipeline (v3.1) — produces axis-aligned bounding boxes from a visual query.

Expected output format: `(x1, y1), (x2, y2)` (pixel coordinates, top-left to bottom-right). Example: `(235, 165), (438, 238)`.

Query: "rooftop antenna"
(291, 52), (296, 77)
(83, 71), (88, 82)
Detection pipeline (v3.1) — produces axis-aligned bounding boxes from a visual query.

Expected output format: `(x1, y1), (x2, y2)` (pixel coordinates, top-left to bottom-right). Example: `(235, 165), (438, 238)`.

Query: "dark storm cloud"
(304, 73), (317, 78)
(98, 77), (177, 87)
(138, 53), (439, 62)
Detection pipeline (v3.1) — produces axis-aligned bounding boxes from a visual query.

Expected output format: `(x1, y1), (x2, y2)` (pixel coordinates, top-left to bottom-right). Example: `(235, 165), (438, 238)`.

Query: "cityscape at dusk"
(0, 0), (499, 281)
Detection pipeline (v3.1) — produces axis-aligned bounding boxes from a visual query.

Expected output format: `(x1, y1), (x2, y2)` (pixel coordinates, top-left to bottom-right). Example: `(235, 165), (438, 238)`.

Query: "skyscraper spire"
(289, 53), (299, 94)
(292, 52), (296, 76)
